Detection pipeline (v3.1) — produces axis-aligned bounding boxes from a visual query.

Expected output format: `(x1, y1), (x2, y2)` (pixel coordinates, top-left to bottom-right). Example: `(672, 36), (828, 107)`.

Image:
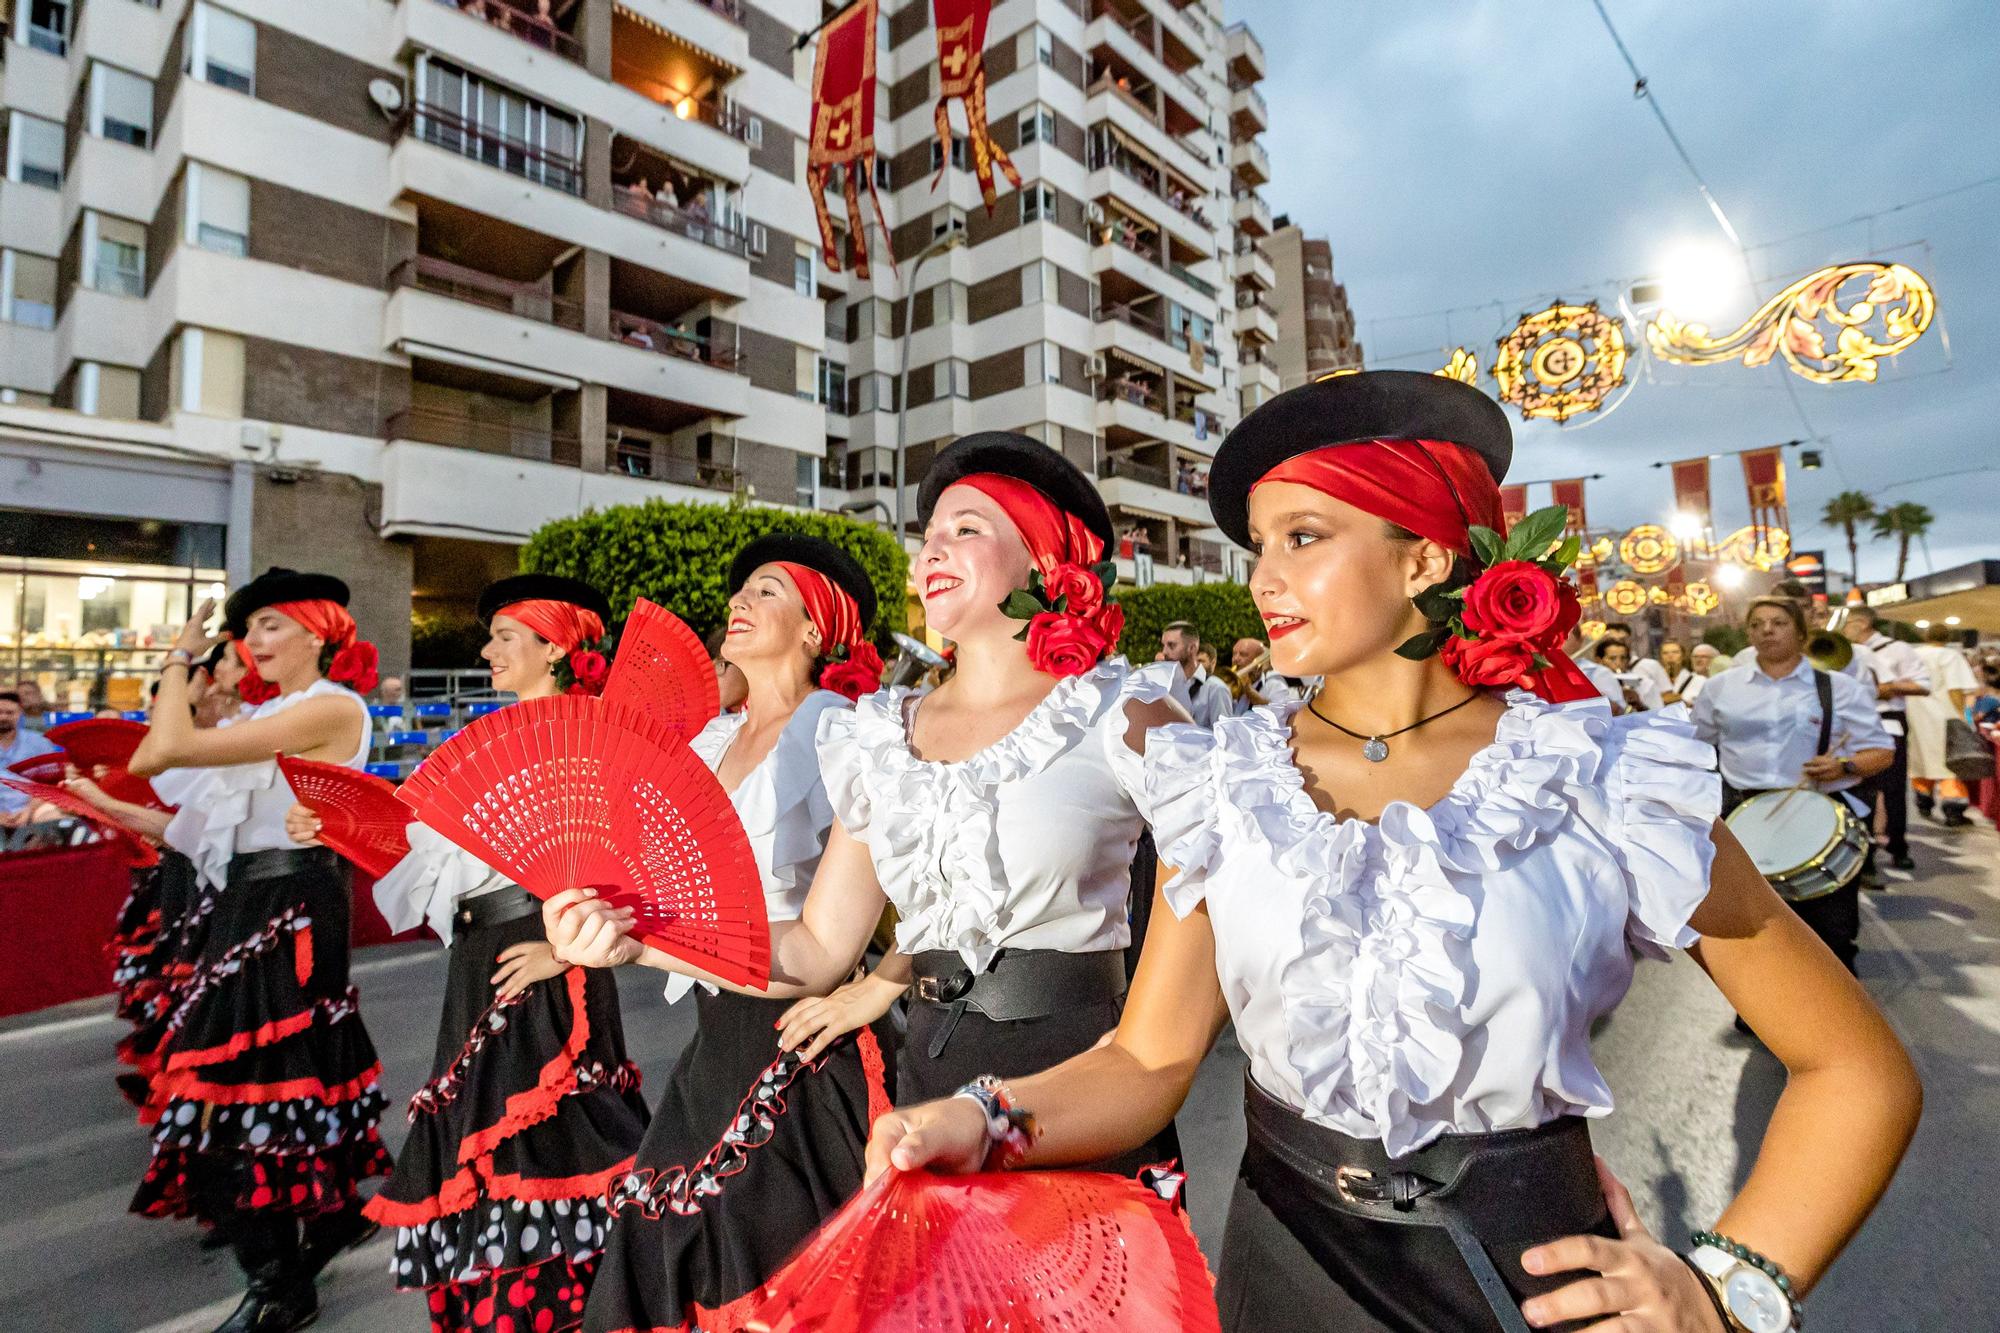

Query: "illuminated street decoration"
(1590, 536), (1616, 565)
(1617, 524), (1679, 575)
(1603, 580), (1649, 615)
(1436, 348), (1479, 384)
(1684, 581), (1721, 615)
(1580, 619), (1607, 641)
(1647, 262), (1935, 383)
(1717, 524), (1792, 571)
(1648, 586), (1673, 605)
(1492, 303), (1628, 422)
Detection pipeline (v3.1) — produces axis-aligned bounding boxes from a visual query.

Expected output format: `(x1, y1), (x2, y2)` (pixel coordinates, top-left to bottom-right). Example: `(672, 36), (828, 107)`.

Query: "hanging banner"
(1669, 457), (1712, 532)
(808, 0), (893, 278)
(1498, 484), (1529, 532)
(1549, 478), (1589, 536)
(1665, 562), (1688, 598)
(932, 0), (1020, 212)
(1740, 446), (1788, 539)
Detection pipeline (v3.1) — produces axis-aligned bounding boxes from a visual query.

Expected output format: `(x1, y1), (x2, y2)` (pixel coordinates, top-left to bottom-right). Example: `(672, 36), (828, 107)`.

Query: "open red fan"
(600, 597), (719, 740)
(0, 773), (159, 868)
(7, 753), (68, 784)
(96, 767), (169, 812)
(397, 694), (768, 987)
(739, 1168), (1221, 1332)
(45, 717), (148, 772)
(278, 755), (412, 879)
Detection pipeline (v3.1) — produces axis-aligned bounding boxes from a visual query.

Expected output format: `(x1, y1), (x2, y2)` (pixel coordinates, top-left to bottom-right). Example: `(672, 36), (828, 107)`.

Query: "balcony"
(1235, 289), (1278, 343)
(1230, 138), (1270, 187)
(390, 254), (585, 330)
(387, 405), (582, 466)
(1100, 302), (1221, 387)
(1227, 21), (1266, 84)
(434, 0), (586, 65)
(1229, 82), (1268, 135)
(610, 8), (748, 143)
(1232, 240), (1275, 290)
(610, 427), (741, 492)
(1087, 127), (1218, 242)
(1231, 187), (1272, 237)
(1098, 454), (1212, 528)
(1091, 222), (1217, 313)
(610, 308), (736, 369)
(609, 185), (751, 257)
(398, 103), (583, 197)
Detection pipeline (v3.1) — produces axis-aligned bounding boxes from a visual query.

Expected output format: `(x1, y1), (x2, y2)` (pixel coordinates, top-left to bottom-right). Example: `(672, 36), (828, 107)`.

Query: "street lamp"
(839, 498), (893, 528)
(892, 224), (967, 538)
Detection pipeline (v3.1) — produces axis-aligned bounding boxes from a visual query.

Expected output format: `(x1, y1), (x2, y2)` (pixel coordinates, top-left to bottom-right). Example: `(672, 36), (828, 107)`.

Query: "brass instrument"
(1805, 628), (1853, 673)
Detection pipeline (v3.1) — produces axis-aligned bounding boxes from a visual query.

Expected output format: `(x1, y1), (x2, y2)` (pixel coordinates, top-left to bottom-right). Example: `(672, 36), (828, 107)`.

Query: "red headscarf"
(267, 599), (380, 695)
(232, 638), (278, 705)
(771, 562), (882, 700)
(494, 599), (605, 654)
(948, 473), (1123, 678)
(953, 474), (1105, 575)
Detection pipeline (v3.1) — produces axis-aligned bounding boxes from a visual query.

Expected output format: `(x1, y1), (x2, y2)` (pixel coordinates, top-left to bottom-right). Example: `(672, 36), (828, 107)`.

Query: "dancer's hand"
(61, 774), (114, 810)
(284, 801), (324, 847)
(173, 598), (219, 658)
(543, 888), (640, 968)
(1519, 1157), (1726, 1331)
(492, 939), (567, 998)
(775, 970), (905, 1062)
(863, 1095), (991, 1184)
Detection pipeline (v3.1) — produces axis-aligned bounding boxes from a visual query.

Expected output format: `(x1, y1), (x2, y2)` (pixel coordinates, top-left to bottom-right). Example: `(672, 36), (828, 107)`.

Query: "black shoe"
(1914, 797), (1934, 819)
(298, 1208), (377, 1282)
(1890, 853), (1916, 871)
(1942, 810), (1972, 828)
(211, 1263), (318, 1333)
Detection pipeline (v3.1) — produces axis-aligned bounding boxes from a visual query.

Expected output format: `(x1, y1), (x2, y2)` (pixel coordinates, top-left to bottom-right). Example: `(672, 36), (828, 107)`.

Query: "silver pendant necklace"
(1307, 692), (1482, 763)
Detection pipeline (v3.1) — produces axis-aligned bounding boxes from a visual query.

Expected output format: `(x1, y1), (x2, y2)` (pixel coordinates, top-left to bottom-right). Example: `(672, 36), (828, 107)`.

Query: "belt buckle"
(915, 970), (972, 1004)
(1335, 1165), (1378, 1204)
(916, 976), (944, 1002)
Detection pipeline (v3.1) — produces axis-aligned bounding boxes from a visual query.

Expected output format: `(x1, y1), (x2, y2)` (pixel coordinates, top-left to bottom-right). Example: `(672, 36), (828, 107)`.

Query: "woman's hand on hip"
(491, 939), (567, 998)
(775, 969), (905, 1062)
(1519, 1157), (1726, 1332)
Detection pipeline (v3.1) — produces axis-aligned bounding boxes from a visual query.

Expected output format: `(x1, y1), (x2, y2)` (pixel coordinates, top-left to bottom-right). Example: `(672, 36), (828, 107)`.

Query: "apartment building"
(1263, 217), (1361, 388)
(0, 0), (1272, 702)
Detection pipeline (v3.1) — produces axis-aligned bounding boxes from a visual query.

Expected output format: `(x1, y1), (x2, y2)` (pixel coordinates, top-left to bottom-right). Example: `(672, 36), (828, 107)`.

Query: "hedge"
(1110, 581), (1265, 662)
(519, 498), (909, 646)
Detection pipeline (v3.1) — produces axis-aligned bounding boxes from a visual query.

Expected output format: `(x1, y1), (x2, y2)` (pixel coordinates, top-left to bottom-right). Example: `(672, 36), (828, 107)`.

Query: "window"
(187, 3), (256, 94)
(745, 115), (764, 147)
(170, 328), (246, 416)
(6, 112), (63, 188)
(874, 157), (892, 191)
(183, 163), (250, 255)
(818, 357), (846, 408)
(21, 0), (69, 56)
(1020, 260), (1059, 304)
(414, 56), (582, 195)
(1019, 106), (1056, 147)
(925, 280), (966, 325)
(932, 206), (966, 239)
(851, 298), (876, 341)
(793, 246), (815, 296)
(1020, 183), (1056, 223)
(749, 223), (768, 257)
(928, 136), (969, 173)
(1, 250), (57, 329)
(851, 372), (896, 414)
(86, 213), (147, 297)
(933, 358), (969, 399)
(795, 453), (818, 508)
(90, 63), (153, 147)
(1036, 26), (1055, 67)
(77, 363), (142, 418)
(1024, 342), (1059, 386)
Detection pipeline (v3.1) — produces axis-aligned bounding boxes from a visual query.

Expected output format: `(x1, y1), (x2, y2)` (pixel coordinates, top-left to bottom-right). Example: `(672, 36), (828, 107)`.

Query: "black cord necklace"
(1307, 691), (1482, 763)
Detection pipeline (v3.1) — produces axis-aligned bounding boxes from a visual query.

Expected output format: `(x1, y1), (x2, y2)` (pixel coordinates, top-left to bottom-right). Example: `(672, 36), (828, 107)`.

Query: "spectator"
(13, 679), (48, 731)
(1160, 621), (1230, 728)
(1684, 643), (1720, 700)
(1230, 636), (1298, 713)
(0, 691), (59, 826)
(1842, 605), (1931, 872)
(1598, 621), (1673, 699)
(377, 676), (406, 707)
(655, 177), (680, 211)
(1592, 638), (1663, 711)
(1657, 641), (1696, 704)
(1908, 624), (1979, 826)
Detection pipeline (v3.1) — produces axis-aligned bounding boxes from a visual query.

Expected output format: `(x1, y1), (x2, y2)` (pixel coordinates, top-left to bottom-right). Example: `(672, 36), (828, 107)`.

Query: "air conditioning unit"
(1086, 354), (1106, 379)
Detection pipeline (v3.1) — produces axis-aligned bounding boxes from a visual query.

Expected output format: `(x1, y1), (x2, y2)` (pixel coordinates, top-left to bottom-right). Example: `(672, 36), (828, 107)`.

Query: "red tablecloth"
(1978, 731), (2000, 824)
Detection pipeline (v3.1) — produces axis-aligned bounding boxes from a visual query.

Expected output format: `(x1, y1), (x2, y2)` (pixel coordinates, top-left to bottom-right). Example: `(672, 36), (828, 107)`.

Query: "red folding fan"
(97, 767), (169, 812)
(740, 1168), (1221, 1332)
(7, 753), (68, 784)
(397, 694), (768, 987)
(278, 755), (412, 879)
(600, 597), (719, 740)
(0, 773), (159, 868)
(45, 717), (148, 772)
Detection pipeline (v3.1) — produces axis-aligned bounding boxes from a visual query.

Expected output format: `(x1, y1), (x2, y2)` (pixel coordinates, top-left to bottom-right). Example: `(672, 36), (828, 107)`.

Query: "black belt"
(454, 884), (541, 932)
(1243, 1076), (1606, 1333)
(910, 947), (1126, 1059)
(229, 846), (339, 884)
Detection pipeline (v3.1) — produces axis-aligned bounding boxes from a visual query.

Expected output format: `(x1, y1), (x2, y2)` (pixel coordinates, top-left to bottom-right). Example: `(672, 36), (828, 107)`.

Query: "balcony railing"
(1104, 304), (1214, 363)
(691, 0), (745, 21)
(399, 103), (584, 196)
(1098, 377), (1164, 414)
(437, 0), (585, 65)
(387, 405), (581, 465)
(1238, 345), (1276, 369)
(390, 255), (585, 330)
(1169, 260), (1217, 299)
(1089, 139), (1211, 226)
(1229, 82), (1268, 121)
(608, 188), (751, 257)
(610, 309), (738, 368)
(1100, 454), (1170, 488)
(1185, 539), (1225, 573)
(611, 440), (742, 493)
(611, 57), (748, 141)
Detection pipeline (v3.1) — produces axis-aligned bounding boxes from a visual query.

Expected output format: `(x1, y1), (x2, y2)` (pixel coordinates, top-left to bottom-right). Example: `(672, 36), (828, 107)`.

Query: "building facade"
(1264, 217), (1360, 389)
(1, 0), (1271, 705)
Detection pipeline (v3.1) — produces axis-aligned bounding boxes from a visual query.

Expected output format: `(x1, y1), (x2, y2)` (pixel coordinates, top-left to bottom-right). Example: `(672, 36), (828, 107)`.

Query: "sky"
(1237, 0), (2000, 585)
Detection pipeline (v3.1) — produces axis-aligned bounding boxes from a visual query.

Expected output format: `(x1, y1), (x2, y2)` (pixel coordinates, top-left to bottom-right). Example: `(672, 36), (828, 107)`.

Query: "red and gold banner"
(1740, 446), (1788, 538)
(1669, 457), (1712, 532)
(1549, 478), (1589, 536)
(808, 0), (893, 278)
(1498, 484), (1529, 532)
(932, 0), (1020, 212)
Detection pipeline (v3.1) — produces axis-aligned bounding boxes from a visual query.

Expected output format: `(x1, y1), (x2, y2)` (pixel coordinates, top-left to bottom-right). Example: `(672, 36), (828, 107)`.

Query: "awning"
(1863, 559), (2000, 632)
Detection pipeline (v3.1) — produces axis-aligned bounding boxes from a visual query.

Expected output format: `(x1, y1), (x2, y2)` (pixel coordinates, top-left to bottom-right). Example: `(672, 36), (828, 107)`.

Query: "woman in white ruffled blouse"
(873, 375), (1919, 1333)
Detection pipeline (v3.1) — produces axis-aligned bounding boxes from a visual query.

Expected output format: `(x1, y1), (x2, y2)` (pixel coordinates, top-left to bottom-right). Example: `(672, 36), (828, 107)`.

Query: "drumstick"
(1772, 731), (1853, 815)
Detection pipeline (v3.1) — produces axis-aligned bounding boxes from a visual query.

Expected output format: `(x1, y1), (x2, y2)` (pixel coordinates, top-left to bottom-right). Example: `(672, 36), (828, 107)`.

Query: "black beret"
(222, 567), (349, 632)
(477, 574), (611, 626)
(728, 533), (878, 632)
(917, 431), (1114, 551)
(1207, 370), (1513, 549)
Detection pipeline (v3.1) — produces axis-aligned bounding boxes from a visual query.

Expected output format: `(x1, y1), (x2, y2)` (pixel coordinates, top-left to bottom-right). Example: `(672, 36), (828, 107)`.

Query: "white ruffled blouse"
(164, 679), (372, 889)
(1144, 693), (1720, 1158)
(816, 659), (1182, 972)
(371, 823), (512, 947)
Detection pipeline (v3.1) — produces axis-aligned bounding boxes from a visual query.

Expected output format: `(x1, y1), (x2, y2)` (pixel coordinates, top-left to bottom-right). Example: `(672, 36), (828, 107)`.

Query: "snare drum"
(1725, 789), (1870, 901)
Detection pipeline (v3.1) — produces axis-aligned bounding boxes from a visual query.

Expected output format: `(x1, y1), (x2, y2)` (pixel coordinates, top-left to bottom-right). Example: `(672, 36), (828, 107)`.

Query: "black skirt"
(1215, 1080), (1616, 1333)
(583, 986), (893, 1333)
(131, 847), (393, 1224)
(367, 892), (651, 1333)
(111, 851), (202, 1107)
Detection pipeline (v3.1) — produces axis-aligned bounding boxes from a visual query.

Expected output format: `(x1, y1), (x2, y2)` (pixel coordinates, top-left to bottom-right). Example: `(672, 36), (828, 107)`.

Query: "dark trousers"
(1870, 725), (1912, 858)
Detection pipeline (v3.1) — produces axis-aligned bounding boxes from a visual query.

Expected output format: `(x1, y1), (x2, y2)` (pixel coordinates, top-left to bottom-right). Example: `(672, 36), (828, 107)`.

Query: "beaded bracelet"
(952, 1075), (1041, 1169)
(1690, 1230), (1801, 1329)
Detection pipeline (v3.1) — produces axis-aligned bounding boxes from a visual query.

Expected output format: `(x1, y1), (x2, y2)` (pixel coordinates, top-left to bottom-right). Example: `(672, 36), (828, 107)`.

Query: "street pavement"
(4, 814), (1995, 1331)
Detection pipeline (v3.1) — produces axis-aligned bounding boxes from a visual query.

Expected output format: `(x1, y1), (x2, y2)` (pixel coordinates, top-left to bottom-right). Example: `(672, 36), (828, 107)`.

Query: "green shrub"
(410, 612), (490, 669)
(519, 497), (909, 646)
(1700, 624), (1749, 656)
(1110, 581), (1264, 662)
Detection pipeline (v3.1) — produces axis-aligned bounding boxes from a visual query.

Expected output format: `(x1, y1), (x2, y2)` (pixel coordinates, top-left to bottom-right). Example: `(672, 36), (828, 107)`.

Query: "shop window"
(0, 250), (56, 330)
(6, 112), (64, 189)
(86, 213), (147, 297)
(183, 162), (251, 255)
(187, 2), (257, 94)
(89, 63), (153, 147)
(77, 362), (142, 418)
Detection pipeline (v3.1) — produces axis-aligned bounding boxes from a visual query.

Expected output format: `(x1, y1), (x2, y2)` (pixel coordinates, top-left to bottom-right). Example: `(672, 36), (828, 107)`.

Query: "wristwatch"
(1689, 1242), (1800, 1332)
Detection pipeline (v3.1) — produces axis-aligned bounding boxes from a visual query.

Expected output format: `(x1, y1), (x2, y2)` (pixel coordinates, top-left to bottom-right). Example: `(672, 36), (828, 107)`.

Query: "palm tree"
(1820, 491), (1876, 584)
(1871, 502), (1934, 582)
